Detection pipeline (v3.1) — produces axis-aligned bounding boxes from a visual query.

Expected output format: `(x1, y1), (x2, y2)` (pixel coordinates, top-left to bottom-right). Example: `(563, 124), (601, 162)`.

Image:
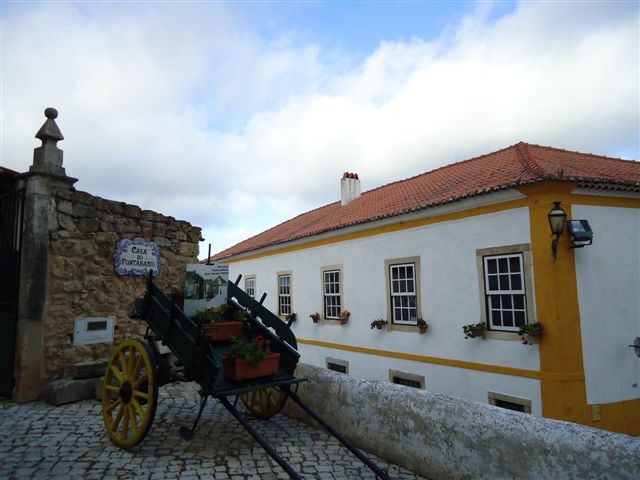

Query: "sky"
(1, 0), (638, 259)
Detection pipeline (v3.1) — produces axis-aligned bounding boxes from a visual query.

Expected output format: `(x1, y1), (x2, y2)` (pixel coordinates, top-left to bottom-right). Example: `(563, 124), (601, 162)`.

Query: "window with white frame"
(278, 274), (291, 316)
(244, 276), (255, 298)
(323, 269), (341, 319)
(483, 253), (527, 331)
(389, 262), (418, 324)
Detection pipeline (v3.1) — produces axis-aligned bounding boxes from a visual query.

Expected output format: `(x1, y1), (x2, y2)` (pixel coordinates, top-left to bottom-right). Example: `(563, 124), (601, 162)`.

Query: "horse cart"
(100, 276), (391, 479)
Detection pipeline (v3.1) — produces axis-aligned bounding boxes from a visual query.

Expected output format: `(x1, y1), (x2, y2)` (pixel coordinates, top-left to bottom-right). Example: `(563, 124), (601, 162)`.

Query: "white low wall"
(283, 364), (640, 480)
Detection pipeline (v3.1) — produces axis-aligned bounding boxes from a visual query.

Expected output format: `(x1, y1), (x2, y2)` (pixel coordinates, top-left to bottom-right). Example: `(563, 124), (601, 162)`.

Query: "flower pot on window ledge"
(518, 322), (543, 345)
(339, 310), (351, 325)
(370, 319), (388, 330)
(417, 318), (428, 334)
(463, 323), (485, 339)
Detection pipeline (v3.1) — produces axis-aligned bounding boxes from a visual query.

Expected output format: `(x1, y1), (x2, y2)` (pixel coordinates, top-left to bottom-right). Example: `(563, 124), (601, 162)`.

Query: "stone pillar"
(13, 108), (76, 401)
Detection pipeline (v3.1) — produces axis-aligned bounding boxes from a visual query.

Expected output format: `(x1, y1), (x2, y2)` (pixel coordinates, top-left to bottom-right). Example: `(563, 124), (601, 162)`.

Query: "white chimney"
(340, 172), (361, 206)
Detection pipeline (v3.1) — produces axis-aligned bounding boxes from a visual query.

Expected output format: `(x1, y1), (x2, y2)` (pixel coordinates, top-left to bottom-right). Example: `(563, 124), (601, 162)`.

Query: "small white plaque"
(73, 316), (115, 346)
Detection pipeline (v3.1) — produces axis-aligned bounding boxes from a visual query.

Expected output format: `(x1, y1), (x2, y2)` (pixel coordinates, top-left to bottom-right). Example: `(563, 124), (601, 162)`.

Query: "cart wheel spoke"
(106, 398), (122, 414)
(110, 365), (125, 384)
(102, 339), (158, 449)
(240, 387), (288, 419)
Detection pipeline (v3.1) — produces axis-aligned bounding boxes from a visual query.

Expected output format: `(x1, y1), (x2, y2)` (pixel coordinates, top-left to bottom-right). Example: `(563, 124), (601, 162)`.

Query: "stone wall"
(43, 188), (201, 380)
(284, 364), (640, 480)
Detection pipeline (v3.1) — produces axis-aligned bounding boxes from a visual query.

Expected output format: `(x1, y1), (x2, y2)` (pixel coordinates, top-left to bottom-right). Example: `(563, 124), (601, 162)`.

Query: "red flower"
(255, 335), (264, 341)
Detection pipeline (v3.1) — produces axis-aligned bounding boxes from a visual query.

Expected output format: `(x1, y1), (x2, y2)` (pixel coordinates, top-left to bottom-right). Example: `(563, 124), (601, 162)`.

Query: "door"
(0, 188), (24, 397)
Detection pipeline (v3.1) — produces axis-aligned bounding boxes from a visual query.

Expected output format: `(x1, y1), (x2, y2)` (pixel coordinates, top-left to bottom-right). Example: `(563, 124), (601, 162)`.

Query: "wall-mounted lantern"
(567, 219), (593, 248)
(548, 201), (567, 263)
(630, 337), (640, 358)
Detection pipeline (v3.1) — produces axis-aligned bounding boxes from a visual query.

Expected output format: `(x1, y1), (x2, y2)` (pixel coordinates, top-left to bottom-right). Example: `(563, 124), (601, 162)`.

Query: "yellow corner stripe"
(297, 338), (584, 382)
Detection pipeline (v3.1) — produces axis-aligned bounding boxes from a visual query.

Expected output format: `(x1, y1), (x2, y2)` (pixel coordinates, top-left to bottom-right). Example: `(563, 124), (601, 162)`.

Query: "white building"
(214, 142), (640, 435)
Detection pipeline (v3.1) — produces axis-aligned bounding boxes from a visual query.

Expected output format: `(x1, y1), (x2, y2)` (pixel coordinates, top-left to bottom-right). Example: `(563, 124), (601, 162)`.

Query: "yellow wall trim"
(298, 338), (584, 382)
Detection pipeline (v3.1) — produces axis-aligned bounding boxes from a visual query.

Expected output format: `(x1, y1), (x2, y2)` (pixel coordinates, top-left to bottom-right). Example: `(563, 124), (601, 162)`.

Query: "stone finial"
(31, 107), (67, 177)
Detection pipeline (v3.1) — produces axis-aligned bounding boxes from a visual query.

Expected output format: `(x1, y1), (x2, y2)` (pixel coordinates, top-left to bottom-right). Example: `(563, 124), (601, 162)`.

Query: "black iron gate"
(0, 188), (24, 397)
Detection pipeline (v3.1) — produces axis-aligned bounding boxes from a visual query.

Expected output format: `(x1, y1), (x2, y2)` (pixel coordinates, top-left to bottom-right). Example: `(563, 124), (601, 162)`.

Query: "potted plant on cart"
(192, 304), (246, 341)
(417, 318), (428, 334)
(518, 322), (543, 345)
(339, 310), (351, 325)
(370, 319), (388, 330)
(310, 312), (321, 323)
(223, 335), (280, 381)
(463, 322), (485, 339)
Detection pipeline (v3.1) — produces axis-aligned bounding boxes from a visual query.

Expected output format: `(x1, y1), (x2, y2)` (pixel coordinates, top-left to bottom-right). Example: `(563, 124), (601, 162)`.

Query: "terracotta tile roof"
(215, 142), (640, 260)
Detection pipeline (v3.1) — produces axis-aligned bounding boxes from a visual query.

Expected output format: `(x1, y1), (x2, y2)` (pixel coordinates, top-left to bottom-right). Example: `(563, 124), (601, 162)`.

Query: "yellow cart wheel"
(240, 387), (288, 419)
(102, 339), (158, 448)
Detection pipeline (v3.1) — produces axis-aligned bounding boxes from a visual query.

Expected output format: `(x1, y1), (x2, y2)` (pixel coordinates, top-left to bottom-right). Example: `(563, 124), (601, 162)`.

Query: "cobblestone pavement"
(0, 382), (427, 479)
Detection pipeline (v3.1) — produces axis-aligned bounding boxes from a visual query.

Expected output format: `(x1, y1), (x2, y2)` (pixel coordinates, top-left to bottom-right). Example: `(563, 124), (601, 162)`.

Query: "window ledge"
(388, 323), (421, 333)
(484, 330), (521, 341)
(319, 319), (344, 326)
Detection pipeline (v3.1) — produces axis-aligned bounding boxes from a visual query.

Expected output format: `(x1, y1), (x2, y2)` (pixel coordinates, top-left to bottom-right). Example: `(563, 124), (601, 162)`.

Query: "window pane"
(501, 295), (512, 309)
(491, 310), (502, 326)
(499, 274), (510, 290)
(487, 259), (497, 274)
(406, 265), (414, 278)
(509, 256), (521, 273)
(399, 280), (406, 293)
(511, 274), (522, 290)
(498, 258), (508, 272)
(502, 311), (514, 327)
(489, 275), (498, 291)
(514, 311), (526, 327)
(490, 295), (500, 309)
(513, 295), (524, 310)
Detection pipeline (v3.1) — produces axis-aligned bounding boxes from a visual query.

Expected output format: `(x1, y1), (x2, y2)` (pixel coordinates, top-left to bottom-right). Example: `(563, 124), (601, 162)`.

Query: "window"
(488, 392), (531, 413)
(278, 273), (291, 316)
(323, 269), (342, 319)
(389, 262), (418, 324)
(244, 275), (255, 298)
(483, 253), (527, 332)
(326, 357), (349, 374)
(389, 369), (425, 389)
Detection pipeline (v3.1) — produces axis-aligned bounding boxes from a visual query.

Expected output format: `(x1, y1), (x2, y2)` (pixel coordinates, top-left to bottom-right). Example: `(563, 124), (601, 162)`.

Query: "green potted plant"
(192, 304), (246, 341)
(370, 319), (388, 330)
(417, 318), (428, 334)
(310, 312), (321, 323)
(519, 322), (543, 345)
(463, 322), (485, 339)
(223, 335), (280, 381)
(339, 310), (351, 325)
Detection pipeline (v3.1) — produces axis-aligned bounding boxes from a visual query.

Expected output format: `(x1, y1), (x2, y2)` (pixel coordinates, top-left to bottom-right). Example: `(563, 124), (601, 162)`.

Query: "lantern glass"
(548, 202), (567, 236)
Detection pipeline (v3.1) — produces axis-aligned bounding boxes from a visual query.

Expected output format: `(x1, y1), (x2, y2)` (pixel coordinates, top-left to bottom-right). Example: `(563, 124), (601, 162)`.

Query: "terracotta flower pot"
(223, 353), (280, 381)
(200, 321), (243, 342)
(418, 325), (428, 334)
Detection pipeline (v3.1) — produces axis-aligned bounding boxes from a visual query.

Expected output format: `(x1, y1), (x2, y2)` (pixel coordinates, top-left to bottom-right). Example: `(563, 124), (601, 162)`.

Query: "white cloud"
(1, 1), (637, 258)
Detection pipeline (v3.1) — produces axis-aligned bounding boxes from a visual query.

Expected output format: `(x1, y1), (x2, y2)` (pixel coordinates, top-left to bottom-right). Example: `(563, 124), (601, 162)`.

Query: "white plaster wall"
(299, 343), (542, 416)
(573, 204), (640, 404)
(230, 207), (542, 410)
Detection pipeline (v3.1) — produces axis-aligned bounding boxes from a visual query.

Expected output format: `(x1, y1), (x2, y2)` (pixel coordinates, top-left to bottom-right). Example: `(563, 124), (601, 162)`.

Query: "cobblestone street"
(0, 382), (427, 479)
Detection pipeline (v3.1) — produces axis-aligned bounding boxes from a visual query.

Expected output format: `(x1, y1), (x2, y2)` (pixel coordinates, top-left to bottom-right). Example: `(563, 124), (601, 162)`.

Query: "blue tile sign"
(114, 238), (160, 276)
